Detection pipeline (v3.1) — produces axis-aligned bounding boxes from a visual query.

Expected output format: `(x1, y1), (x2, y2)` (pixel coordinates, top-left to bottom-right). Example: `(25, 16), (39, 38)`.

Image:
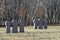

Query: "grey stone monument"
(35, 18), (38, 29)
(19, 19), (24, 32)
(43, 19), (48, 29)
(12, 19), (18, 33)
(38, 18), (48, 29)
(5, 20), (11, 33)
(38, 18), (43, 29)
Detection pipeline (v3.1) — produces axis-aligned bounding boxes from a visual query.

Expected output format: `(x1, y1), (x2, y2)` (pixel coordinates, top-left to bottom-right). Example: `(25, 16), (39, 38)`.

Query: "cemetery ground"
(0, 25), (60, 40)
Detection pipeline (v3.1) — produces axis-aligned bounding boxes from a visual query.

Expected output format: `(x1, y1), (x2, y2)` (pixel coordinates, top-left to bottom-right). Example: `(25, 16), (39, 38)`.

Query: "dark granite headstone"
(19, 19), (24, 32)
(5, 21), (10, 33)
(35, 18), (38, 29)
(38, 18), (43, 29)
(12, 20), (18, 33)
(43, 19), (48, 29)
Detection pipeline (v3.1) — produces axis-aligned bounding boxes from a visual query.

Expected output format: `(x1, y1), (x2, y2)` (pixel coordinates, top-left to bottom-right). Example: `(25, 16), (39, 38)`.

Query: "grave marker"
(44, 19), (48, 29)
(38, 18), (43, 29)
(5, 20), (10, 33)
(33, 18), (38, 29)
(12, 20), (18, 33)
(19, 19), (24, 32)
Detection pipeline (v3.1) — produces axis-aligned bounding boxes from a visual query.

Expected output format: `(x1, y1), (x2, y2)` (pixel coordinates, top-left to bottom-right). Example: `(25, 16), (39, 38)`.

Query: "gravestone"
(38, 18), (43, 29)
(19, 19), (24, 32)
(12, 20), (18, 33)
(5, 21), (11, 33)
(34, 18), (38, 29)
(43, 19), (48, 29)
(33, 19), (35, 29)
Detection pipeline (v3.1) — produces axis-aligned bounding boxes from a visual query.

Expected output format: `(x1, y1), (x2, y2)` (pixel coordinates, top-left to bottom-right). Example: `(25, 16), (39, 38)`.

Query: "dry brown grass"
(0, 26), (60, 40)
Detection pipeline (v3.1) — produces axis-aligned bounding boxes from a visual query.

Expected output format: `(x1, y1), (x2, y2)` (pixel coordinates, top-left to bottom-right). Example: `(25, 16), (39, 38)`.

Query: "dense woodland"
(0, 0), (60, 26)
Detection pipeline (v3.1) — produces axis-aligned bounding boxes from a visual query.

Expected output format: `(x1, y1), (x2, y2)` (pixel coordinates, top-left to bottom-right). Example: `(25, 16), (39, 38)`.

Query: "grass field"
(0, 26), (60, 40)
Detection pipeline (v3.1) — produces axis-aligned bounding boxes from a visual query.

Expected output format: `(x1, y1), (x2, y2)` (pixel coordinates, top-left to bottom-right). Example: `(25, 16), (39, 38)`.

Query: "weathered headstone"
(19, 19), (24, 32)
(12, 20), (18, 33)
(43, 19), (48, 29)
(5, 21), (10, 33)
(34, 18), (38, 29)
(38, 18), (43, 29)
(33, 19), (35, 29)
(33, 18), (38, 29)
